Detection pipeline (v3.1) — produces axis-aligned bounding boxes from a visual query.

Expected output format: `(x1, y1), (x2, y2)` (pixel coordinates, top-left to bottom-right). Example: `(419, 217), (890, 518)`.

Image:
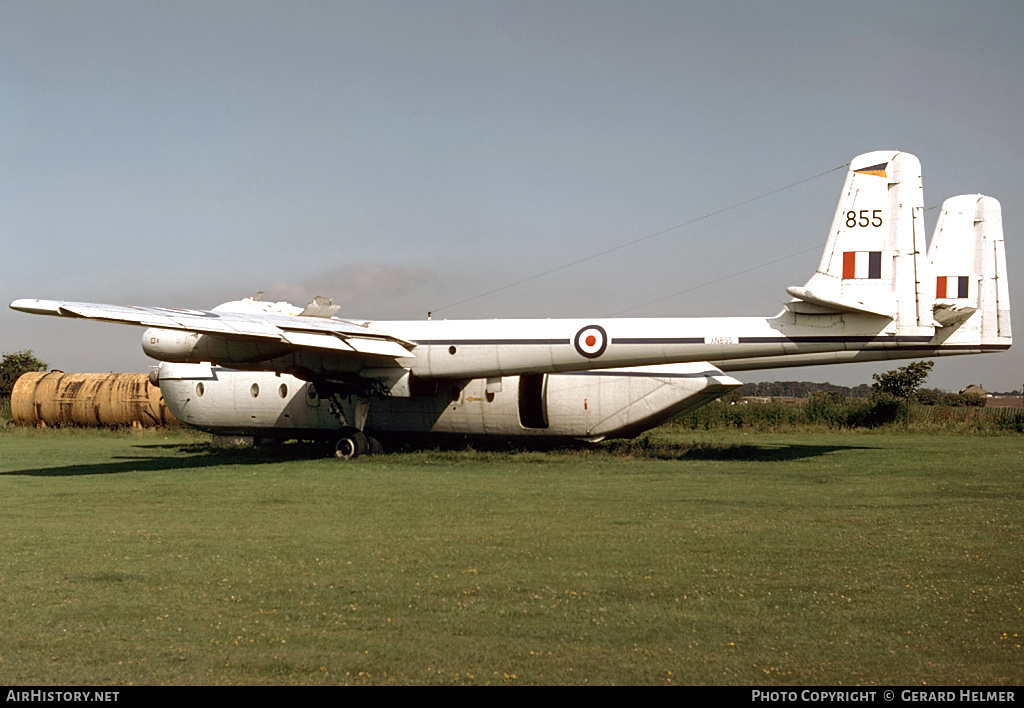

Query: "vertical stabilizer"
(786, 151), (932, 330)
(929, 195), (1011, 347)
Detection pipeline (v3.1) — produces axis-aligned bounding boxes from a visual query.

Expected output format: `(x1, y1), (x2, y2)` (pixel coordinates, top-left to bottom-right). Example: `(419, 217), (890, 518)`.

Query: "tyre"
(366, 436), (383, 455)
(333, 428), (369, 459)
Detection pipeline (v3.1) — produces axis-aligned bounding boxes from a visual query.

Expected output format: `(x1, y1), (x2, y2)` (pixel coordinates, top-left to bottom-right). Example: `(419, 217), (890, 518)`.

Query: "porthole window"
(196, 382), (204, 397)
(279, 383), (288, 398)
(250, 383), (260, 398)
(307, 383), (318, 400)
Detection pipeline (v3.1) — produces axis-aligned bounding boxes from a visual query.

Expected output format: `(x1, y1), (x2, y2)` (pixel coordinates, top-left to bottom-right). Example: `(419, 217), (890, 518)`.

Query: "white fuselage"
(367, 312), (938, 378)
(142, 308), (983, 384)
(155, 362), (741, 442)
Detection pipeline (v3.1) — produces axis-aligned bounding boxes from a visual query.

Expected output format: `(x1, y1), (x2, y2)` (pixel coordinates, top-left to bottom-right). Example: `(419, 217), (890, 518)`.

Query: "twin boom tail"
(8, 151), (1011, 447)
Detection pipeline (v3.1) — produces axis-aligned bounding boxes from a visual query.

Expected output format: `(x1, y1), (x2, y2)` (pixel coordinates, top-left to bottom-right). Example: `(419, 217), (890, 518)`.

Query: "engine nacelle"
(141, 328), (292, 365)
(142, 328), (202, 362)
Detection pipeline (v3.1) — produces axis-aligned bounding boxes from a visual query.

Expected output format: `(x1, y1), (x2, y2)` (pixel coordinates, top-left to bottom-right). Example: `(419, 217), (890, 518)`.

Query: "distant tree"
(872, 360), (934, 424)
(0, 350), (48, 399)
(849, 383), (875, 399)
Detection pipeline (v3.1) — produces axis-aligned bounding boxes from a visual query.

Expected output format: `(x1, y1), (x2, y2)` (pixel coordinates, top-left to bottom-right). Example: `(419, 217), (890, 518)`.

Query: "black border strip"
(613, 337), (705, 345)
(412, 337), (1007, 350)
(738, 336), (935, 344)
(415, 339), (568, 346)
(556, 370), (722, 379)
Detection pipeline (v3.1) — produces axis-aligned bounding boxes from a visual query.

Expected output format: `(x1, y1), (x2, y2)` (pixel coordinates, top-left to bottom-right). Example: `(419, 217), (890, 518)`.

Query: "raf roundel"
(573, 325), (608, 359)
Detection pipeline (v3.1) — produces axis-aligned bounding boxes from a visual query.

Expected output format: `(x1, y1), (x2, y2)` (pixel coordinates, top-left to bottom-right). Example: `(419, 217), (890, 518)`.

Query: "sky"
(3, 0), (1023, 392)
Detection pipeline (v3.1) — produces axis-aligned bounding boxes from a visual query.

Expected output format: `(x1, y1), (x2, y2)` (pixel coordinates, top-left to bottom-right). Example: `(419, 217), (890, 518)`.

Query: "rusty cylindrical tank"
(11, 372), (178, 428)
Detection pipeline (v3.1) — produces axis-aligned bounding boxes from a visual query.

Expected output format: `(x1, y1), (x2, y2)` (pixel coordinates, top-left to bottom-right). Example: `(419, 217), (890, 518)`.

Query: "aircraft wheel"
(367, 436), (383, 455)
(334, 429), (369, 459)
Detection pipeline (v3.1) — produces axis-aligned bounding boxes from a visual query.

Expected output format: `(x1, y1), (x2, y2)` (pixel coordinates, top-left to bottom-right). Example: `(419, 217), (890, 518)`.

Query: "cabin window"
(279, 383), (288, 398)
(250, 383), (260, 398)
(196, 382), (204, 397)
(518, 374), (549, 429)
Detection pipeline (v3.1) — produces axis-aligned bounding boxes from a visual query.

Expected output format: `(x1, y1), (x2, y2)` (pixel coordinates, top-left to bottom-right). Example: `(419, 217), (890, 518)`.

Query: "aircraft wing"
(9, 298), (416, 359)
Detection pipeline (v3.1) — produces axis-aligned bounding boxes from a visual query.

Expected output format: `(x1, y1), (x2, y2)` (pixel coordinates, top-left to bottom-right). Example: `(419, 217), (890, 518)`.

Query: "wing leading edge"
(9, 298), (416, 360)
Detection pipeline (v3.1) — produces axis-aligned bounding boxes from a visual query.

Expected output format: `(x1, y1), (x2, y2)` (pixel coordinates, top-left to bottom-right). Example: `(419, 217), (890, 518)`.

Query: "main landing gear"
(307, 378), (383, 460)
(333, 426), (383, 460)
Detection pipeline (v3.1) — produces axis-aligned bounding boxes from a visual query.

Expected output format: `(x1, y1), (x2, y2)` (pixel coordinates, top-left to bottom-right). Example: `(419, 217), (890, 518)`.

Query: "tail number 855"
(846, 210), (883, 228)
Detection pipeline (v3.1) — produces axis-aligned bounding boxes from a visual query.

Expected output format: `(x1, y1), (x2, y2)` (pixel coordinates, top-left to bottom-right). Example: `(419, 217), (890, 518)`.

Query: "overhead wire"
(607, 244), (823, 316)
(428, 161), (850, 317)
(616, 198), (952, 311)
(610, 201), (946, 317)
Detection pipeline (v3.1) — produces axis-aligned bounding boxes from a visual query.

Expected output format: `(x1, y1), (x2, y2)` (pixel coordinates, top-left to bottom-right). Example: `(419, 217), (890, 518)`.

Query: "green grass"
(0, 427), (1021, 685)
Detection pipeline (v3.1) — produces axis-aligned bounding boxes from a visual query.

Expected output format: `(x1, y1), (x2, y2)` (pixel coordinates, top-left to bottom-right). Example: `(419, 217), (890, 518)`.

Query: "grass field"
(0, 426), (1021, 685)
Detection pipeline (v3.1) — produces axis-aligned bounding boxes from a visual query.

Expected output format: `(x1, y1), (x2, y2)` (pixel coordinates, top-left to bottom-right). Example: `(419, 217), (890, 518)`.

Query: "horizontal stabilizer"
(932, 302), (977, 328)
(784, 286), (894, 318)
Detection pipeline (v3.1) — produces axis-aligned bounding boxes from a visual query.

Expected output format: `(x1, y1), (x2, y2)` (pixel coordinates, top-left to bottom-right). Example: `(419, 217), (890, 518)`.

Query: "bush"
(849, 395), (903, 428)
(676, 399), (805, 430)
(668, 391), (1002, 433)
(941, 393), (988, 407)
(804, 391), (864, 427)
